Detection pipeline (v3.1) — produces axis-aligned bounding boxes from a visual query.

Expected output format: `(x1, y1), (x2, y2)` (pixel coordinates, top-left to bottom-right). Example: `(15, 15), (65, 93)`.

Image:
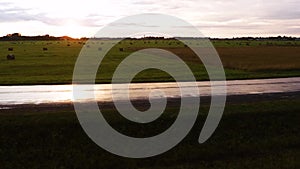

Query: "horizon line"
(1, 33), (300, 40)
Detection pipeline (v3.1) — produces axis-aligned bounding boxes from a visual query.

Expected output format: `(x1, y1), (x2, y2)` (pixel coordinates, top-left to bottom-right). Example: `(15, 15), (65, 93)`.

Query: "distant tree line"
(0, 33), (299, 41)
(0, 33), (75, 41)
(211, 36), (300, 41)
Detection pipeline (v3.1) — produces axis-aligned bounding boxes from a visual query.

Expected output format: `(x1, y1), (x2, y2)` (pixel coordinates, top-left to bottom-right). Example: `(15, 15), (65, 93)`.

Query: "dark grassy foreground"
(0, 93), (299, 169)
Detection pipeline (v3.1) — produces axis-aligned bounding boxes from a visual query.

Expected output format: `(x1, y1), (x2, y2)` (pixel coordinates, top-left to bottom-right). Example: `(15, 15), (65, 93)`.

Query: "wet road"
(0, 77), (299, 105)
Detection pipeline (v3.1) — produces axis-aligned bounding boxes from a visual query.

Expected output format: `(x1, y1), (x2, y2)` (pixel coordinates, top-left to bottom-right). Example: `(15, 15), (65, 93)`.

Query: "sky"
(0, 0), (299, 38)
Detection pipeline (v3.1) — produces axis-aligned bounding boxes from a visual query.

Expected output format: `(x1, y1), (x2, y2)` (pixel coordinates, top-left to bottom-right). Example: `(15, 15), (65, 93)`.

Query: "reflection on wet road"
(0, 77), (299, 105)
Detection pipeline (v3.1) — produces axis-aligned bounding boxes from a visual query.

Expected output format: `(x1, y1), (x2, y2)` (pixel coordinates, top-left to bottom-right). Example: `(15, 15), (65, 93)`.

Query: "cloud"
(132, 0), (156, 5)
(0, 2), (13, 7)
(0, 3), (34, 22)
(260, 1), (298, 20)
(0, 0), (299, 37)
(0, 4), (103, 27)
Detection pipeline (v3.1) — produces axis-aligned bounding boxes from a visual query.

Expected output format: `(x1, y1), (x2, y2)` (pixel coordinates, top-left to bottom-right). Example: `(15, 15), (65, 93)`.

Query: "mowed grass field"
(0, 39), (299, 169)
(0, 39), (300, 85)
(0, 95), (299, 169)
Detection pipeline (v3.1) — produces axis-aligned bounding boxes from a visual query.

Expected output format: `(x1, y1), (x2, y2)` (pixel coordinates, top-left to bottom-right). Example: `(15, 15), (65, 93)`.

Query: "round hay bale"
(7, 54), (15, 60)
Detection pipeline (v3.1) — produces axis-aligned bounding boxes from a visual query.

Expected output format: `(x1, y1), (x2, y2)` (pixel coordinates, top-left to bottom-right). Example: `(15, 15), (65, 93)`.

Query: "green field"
(0, 39), (299, 85)
(1, 95), (299, 169)
(1, 39), (299, 168)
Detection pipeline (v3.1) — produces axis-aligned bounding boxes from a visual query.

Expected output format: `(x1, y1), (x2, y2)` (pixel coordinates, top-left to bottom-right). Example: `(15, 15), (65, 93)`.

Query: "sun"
(60, 20), (84, 38)
(60, 19), (100, 38)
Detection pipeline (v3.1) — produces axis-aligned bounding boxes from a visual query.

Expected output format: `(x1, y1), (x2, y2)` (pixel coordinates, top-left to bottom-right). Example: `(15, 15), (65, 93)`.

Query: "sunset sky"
(0, 0), (299, 38)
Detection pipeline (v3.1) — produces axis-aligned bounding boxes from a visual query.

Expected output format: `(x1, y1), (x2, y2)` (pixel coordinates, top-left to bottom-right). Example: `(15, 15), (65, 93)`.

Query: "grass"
(1, 39), (299, 169)
(0, 39), (299, 85)
(0, 96), (299, 169)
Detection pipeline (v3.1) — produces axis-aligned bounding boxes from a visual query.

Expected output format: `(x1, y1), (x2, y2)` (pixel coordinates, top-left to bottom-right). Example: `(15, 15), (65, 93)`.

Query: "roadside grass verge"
(0, 97), (299, 169)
